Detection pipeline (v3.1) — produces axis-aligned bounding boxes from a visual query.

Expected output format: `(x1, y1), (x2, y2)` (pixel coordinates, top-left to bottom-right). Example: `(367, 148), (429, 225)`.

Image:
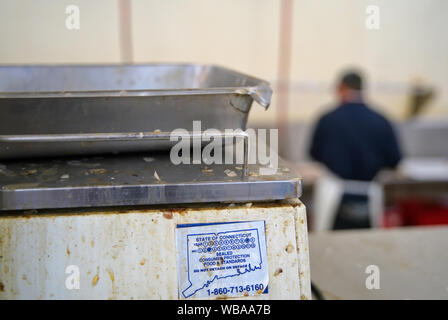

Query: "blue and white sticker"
(176, 220), (269, 299)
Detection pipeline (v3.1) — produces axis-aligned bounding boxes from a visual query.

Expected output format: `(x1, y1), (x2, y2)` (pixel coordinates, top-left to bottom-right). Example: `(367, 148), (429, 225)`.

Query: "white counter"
(309, 226), (448, 299)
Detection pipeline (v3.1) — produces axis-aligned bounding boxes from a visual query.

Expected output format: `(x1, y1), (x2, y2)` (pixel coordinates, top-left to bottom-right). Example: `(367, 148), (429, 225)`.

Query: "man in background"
(309, 69), (402, 229)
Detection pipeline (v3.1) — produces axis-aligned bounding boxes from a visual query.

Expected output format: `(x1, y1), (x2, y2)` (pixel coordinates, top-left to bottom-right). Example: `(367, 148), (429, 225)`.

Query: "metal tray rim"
(0, 63), (272, 108)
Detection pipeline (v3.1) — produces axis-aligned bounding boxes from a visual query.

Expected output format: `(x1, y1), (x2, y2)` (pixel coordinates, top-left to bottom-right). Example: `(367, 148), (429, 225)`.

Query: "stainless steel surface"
(0, 64), (272, 159)
(0, 153), (301, 211)
(0, 130), (250, 176)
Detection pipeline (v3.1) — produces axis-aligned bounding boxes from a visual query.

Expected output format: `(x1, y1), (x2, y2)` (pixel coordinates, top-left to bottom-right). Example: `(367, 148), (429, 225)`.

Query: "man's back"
(310, 102), (401, 181)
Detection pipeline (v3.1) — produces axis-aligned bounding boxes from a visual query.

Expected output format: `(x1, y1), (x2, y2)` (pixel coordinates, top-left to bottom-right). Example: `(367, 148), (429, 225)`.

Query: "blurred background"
(1, 0), (447, 230)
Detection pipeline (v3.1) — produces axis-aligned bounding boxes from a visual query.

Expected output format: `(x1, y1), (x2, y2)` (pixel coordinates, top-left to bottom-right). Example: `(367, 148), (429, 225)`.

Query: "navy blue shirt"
(309, 102), (402, 181)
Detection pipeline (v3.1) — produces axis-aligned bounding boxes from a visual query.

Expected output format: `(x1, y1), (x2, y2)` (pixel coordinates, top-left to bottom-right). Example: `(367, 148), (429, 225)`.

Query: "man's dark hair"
(339, 70), (363, 91)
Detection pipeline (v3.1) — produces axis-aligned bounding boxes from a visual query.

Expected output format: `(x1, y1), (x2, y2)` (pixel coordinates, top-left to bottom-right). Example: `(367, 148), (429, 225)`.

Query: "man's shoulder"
(316, 105), (340, 123)
(362, 103), (393, 125)
(343, 102), (391, 123)
(316, 102), (392, 128)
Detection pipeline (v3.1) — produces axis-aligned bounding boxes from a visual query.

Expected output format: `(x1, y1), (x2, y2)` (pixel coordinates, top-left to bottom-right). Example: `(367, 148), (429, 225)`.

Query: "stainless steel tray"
(0, 153), (301, 211)
(0, 64), (271, 159)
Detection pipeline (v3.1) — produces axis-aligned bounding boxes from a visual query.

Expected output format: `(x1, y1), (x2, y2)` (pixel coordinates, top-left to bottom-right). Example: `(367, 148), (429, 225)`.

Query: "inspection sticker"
(176, 220), (269, 299)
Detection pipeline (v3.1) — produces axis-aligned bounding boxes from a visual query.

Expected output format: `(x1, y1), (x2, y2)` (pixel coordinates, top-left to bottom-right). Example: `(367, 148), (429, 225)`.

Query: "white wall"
(0, 0), (121, 63)
(0, 0), (447, 124)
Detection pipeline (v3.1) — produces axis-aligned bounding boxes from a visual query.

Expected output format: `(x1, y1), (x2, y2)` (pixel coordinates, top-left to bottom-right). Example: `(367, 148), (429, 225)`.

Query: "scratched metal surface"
(0, 153), (301, 211)
(0, 199), (311, 300)
(0, 64), (272, 159)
